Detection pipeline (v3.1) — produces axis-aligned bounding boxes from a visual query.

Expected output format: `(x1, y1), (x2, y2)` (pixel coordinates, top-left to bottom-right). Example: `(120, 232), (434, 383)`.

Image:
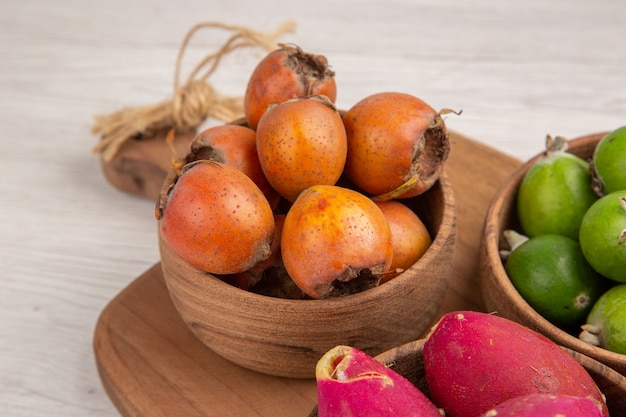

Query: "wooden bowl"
(157, 166), (456, 378)
(308, 337), (626, 416)
(480, 132), (626, 376)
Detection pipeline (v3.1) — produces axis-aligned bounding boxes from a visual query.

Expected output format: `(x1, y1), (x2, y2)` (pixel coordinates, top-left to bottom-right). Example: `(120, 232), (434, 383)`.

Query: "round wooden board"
(93, 132), (522, 417)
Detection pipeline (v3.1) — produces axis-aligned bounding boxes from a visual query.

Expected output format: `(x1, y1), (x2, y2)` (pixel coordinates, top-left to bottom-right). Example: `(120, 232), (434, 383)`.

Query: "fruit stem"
(579, 324), (602, 347)
(545, 134), (569, 155)
(503, 229), (529, 252)
(428, 108), (462, 131)
(371, 175), (419, 202)
(438, 108), (463, 118)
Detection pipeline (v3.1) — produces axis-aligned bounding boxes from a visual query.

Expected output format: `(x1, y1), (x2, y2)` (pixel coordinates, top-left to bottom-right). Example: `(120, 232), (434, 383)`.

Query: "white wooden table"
(2, 0), (625, 415)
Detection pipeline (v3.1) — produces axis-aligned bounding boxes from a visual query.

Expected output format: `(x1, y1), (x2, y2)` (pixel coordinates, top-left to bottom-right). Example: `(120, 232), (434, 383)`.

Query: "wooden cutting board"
(93, 132), (521, 417)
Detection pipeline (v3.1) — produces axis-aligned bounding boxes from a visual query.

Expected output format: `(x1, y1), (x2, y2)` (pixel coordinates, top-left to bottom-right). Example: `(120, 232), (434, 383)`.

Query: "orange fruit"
(375, 200), (431, 281)
(281, 184), (393, 299)
(243, 44), (336, 130)
(256, 95), (347, 202)
(159, 161), (275, 275)
(185, 124), (280, 209)
(342, 91), (449, 200)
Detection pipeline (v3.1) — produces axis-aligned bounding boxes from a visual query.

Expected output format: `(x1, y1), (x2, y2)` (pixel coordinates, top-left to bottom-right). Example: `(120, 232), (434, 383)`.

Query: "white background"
(2, 0), (625, 415)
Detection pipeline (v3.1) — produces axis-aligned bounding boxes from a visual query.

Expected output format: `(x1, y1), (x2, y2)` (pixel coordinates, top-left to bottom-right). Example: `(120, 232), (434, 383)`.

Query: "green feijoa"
(579, 190), (626, 283)
(591, 125), (626, 196)
(503, 230), (608, 332)
(579, 284), (626, 355)
(517, 135), (598, 240)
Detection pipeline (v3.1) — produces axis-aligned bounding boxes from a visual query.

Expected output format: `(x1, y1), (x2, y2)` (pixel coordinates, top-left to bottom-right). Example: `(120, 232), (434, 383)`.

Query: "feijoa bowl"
(480, 132), (626, 376)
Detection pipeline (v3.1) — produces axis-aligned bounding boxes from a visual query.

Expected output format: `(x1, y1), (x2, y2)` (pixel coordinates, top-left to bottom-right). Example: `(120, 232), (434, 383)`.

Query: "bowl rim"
(481, 131), (626, 367)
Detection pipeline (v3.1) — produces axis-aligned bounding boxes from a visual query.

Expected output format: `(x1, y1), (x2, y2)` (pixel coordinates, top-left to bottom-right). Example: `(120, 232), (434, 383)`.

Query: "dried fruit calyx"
(282, 43), (335, 92)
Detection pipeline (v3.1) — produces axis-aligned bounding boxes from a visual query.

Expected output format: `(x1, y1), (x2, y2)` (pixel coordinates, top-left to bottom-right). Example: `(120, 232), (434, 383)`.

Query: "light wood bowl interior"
(158, 166), (456, 378)
(480, 132), (626, 376)
(308, 337), (626, 416)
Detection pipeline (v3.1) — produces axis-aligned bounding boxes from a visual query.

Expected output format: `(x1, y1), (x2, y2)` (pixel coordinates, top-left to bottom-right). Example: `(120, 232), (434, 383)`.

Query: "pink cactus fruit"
(423, 311), (608, 417)
(315, 345), (441, 417)
(480, 393), (603, 416)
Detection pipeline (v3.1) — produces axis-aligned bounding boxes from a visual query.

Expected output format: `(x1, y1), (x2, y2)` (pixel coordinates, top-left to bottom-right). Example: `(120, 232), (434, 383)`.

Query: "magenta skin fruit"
(423, 311), (608, 417)
(479, 393), (603, 417)
(315, 345), (441, 417)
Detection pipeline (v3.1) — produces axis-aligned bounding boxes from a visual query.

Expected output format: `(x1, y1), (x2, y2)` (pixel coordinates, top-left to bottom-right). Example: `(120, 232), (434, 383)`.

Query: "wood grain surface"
(4, 1), (626, 416)
(93, 132), (521, 417)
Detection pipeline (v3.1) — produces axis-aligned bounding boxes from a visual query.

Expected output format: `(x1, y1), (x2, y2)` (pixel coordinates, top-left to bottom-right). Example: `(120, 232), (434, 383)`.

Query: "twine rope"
(92, 20), (296, 161)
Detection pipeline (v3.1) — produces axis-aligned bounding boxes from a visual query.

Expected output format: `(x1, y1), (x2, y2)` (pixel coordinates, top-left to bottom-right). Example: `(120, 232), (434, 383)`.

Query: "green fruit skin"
(579, 190), (626, 283)
(505, 234), (607, 332)
(593, 126), (626, 195)
(587, 284), (626, 354)
(517, 151), (598, 240)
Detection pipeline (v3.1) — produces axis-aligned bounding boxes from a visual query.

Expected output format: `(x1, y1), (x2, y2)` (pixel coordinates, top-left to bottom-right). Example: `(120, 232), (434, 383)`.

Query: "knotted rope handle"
(92, 20), (296, 162)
